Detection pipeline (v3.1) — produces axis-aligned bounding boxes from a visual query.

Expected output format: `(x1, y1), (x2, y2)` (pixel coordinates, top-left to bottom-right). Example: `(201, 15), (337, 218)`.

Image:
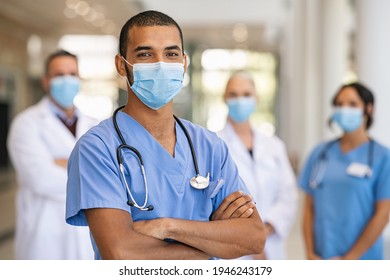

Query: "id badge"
(346, 162), (372, 178)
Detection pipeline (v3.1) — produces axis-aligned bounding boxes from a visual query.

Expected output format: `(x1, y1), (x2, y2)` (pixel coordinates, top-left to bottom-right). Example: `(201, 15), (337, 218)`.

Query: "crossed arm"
(86, 191), (265, 260)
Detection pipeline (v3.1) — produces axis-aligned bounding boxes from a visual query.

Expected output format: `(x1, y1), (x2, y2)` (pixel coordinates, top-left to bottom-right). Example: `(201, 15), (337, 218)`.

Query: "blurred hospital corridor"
(1, 0), (390, 262)
(0, 167), (16, 259)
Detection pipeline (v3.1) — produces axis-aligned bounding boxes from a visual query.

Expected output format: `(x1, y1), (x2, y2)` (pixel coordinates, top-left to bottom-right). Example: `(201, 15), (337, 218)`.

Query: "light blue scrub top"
(299, 139), (390, 259)
(66, 112), (249, 259)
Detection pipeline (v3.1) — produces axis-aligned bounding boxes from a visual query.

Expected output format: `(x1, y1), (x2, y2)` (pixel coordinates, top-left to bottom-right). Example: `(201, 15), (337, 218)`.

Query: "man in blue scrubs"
(66, 10), (265, 260)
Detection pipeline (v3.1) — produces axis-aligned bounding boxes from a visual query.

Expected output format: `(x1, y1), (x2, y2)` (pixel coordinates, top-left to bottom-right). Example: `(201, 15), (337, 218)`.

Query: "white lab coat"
(218, 123), (298, 259)
(7, 97), (99, 260)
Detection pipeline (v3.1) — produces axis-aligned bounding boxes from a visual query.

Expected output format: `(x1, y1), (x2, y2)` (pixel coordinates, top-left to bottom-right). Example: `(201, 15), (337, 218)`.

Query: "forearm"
(132, 192), (264, 259)
(16, 163), (67, 200)
(163, 211), (264, 259)
(104, 233), (209, 260)
(303, 195), (319, 259)
(86, 208), (210, 260)
(303, 212), (315, 257)
(8, 136), (67, 200)
(344, 201), (390, 260)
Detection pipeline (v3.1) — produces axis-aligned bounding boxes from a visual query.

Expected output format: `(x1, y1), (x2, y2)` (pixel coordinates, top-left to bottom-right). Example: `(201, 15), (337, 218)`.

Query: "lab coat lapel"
(219, 123), (264, 207)
(38, 98), (78, 150)
(76, 112), (98, 139)
(223, 123), (253, 169)
(252, 128), (268, 162)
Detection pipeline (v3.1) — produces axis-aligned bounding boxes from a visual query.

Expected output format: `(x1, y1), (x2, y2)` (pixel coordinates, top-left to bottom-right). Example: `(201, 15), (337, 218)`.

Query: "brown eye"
(349, 101), (358, 107)
(167, 52), (179, 57)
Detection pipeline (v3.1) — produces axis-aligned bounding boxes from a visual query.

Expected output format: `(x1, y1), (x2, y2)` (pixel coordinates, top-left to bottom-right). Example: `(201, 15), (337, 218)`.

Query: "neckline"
(336, 139), (370, 156)
(115, 111), (190, 173)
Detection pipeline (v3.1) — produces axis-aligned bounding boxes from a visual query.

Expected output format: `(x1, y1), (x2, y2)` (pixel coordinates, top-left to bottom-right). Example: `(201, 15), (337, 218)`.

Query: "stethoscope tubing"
(310, 138), (374, 189)
(112, 105), (205, 210)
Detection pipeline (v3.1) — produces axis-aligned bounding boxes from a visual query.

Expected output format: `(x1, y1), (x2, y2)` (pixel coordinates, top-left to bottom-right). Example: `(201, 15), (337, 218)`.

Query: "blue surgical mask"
(227, 97), (257, 123)
(123, 57), (184, 110)
(332, 107), (363, 132)
(50, 75), (80, 109)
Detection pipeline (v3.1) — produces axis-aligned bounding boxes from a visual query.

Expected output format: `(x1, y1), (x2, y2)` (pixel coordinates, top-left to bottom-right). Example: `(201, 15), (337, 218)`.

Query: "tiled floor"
(0, 166), (306, 260)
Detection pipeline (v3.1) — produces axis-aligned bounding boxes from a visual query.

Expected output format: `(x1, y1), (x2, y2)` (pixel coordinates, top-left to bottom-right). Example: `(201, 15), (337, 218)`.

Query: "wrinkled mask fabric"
(332, 107), (363, 132)
(227, 97), (257, 123)
(50, 75), (80, 109)
(123, 57), (184, 110)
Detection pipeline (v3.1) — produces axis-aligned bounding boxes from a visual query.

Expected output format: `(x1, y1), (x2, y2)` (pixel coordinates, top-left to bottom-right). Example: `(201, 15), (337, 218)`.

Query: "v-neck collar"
(336, 140), (370, 157)
(116, 111), (189, 175)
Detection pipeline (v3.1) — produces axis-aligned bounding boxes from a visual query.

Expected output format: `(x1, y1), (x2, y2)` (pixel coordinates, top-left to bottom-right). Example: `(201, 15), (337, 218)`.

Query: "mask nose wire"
(122, 56), (186, 66)
(122, 56), (186, 83)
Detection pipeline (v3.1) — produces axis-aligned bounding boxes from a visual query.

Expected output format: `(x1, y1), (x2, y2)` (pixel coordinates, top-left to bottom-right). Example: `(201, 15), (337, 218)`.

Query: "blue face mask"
(332, 107), (363, 132)
(123, 57), (184, 110)
(227, 97), (257, 123)
(50, 75), (80, 109)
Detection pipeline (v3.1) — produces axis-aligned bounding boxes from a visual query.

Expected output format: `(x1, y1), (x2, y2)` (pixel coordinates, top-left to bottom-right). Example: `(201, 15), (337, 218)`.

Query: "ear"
(366, 103), (373, 115)
(255, 94), (260, 104)
(42, 76), (50, 94)
(115, 54), (127, 77)
(183, 53), (188, 73)
(223, 91), (228, 103)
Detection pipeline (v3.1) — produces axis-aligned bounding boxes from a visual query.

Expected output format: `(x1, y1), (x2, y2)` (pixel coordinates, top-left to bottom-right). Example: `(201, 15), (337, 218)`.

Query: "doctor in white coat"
(217, 71), (298, 259)
(7, 50), (98, 259)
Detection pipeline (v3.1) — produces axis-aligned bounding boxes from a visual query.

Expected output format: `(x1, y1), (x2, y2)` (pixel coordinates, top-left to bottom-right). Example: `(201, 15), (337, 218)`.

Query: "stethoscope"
(113, 105), (210, 211)
(309, 138), (374, 189)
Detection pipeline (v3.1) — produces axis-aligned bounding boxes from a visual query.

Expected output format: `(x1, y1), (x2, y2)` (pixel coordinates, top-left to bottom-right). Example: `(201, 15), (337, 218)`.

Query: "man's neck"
(123, 101), (176, 156)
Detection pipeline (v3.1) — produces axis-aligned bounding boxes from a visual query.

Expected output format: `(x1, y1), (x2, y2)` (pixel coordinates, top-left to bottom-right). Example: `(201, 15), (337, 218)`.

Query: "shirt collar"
(48, 98), (78, 126)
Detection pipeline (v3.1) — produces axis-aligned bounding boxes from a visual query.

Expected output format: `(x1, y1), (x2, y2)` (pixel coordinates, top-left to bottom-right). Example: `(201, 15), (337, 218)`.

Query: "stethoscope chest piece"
(190, 173), (210, 189)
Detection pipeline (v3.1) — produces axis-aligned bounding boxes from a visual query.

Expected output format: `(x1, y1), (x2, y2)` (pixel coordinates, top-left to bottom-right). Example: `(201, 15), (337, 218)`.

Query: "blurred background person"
(6, 50), (98, 259)
(217, 71), (298, 260)
(299, 82), (390, 260)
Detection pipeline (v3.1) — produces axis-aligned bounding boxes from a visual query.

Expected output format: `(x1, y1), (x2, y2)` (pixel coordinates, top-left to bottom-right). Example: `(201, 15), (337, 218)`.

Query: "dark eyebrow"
(133, 45), (181, 52)
(133, 46), (152, 52)
(165, 45), (181, 52)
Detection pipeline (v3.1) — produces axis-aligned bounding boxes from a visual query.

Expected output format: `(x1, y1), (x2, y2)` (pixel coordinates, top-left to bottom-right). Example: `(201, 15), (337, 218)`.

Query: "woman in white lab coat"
(217, 71), (298, 259)
(7, 50), (99, 259)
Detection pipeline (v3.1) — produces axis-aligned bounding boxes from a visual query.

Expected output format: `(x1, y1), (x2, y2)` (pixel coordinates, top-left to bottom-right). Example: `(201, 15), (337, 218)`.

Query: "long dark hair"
(331, 82), (375, 129)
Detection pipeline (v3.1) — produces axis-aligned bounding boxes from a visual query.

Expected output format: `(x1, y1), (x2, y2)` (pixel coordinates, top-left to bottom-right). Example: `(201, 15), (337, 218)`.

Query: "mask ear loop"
(122, 56), (134, 67)
(363, 104), (373, 130)
(121, 56), (133, 87)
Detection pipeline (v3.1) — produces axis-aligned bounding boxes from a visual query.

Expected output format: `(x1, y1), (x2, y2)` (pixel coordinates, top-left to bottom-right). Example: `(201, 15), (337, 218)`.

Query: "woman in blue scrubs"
(299, 82), (390, 260)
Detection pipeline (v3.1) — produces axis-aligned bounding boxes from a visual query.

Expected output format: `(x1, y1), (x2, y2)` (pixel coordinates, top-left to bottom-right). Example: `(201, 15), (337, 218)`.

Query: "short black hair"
(45, 49), (77, 75)
(332, 82), (375, 129)
(119, 10), (184, 58)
